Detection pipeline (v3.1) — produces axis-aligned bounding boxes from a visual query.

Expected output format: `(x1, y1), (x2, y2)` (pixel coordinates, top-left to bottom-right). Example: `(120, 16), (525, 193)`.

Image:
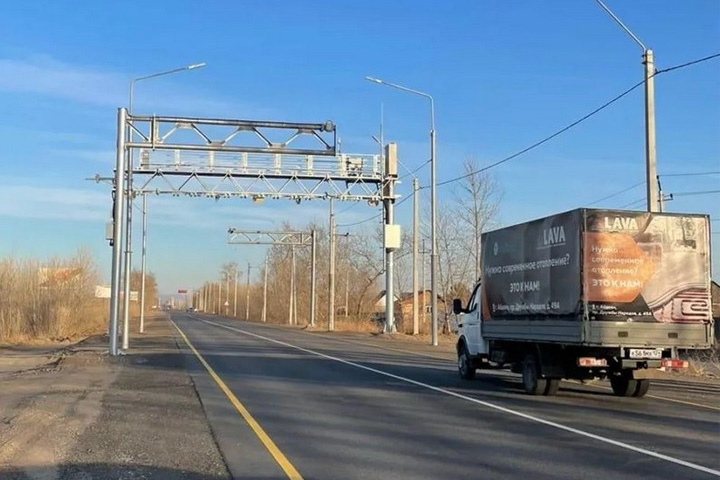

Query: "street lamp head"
(365, 76), (383, 84)
(187, 63), (207, 70)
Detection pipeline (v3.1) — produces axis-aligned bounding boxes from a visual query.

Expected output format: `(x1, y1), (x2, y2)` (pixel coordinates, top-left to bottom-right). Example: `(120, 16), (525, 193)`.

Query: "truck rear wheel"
(458, 344), (476, 380)
(522, 354), (547, 395)
(610, 375), (638, 397)
(633, 379), (650, 398)
(544, 378), (560, 396)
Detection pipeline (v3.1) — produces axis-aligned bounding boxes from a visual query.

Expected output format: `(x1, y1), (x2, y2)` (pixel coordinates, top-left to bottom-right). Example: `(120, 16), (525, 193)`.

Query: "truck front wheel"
(458, 344), (476, 380)
(522, 354), (547, 395)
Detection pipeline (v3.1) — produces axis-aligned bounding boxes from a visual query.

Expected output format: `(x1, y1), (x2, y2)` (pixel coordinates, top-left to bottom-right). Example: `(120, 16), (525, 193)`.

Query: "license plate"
(629, 349), (662, 359)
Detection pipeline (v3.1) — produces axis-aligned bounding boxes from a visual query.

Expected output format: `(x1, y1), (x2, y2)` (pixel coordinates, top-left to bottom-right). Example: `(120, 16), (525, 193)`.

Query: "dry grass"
(333, 316), (381, 333)
(0, 251), (108, 344)
(686, 345), (720, 378)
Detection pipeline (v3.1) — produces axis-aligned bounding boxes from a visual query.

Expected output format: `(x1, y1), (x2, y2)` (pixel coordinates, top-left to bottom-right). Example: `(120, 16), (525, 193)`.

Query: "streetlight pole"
(328, 199), (336, 332)
(234, 269), (238, 317)
(593, 1), (658, 212)
(126, 62), (206, 346)
(245, 262), (251, 320)
(412, 178), (420, 336)
(366, 76), (438, 345)
(309, 230), (317, 327)
(262, 253), (269, 322)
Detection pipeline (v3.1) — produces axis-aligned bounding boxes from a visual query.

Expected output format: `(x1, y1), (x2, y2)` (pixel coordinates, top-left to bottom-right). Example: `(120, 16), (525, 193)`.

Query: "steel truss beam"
(124, 113), (394, 202)
(227, 228), (318, 327)
(227, 229), (313, 246)
(128, 114), (337, 156)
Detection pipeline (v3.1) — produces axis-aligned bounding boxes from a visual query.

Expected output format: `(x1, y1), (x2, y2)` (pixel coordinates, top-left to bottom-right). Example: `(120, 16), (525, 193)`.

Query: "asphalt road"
(171, 312), (720, 480)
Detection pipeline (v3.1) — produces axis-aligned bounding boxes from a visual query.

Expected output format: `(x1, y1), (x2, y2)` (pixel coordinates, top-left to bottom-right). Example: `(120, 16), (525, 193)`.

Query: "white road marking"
(192, 314), (720, 412)
(192, 317), (720, 477)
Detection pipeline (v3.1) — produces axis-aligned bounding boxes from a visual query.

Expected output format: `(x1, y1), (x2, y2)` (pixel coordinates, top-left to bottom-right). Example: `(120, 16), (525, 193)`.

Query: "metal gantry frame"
(107, 108), (397, 355)
(227, 228), (317, 327)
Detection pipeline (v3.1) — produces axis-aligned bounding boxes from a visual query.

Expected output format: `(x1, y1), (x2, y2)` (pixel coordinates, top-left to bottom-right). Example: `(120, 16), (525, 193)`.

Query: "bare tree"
(452, 158), (502, 284)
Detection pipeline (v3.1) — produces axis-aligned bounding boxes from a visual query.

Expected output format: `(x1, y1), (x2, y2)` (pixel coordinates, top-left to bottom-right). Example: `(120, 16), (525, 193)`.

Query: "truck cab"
(454, 282), (488, 380)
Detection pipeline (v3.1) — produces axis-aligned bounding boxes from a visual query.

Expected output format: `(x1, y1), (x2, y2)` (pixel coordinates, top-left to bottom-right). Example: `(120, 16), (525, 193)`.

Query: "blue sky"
(1, 1), (718, 293)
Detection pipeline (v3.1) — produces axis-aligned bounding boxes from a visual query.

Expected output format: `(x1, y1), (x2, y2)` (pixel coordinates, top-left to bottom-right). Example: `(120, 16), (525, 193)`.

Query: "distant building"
(391, 290), (447, 332)
(373, 290), (401, 314)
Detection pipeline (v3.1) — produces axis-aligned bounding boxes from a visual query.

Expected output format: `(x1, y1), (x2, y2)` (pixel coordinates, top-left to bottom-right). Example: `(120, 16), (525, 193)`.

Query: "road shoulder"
(0, 315), (230, 480)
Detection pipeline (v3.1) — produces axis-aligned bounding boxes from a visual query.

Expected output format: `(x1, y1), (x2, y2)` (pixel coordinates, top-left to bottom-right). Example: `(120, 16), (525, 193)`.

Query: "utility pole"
(344, 268), (350, 319)
(412, 178), (420, 335)
(289, 246), (295, 325)
(421, 239), (428, 328)
(594, 0), (658, 212)
(262, 254), (269, 322)
(657, 175), (673, 212)
(328, 199), (336, 331)
(383, 143), (398, 333)
(309, 230), (317, 327)
(644, 48), (658, 212)
(225, 272), (230, 316)
(365, 76), (436, 345)
(429, 114), (438, 345)
(233, 269), (238, 317)
(293, 253), (298, 325)
(139, 193), (148, 333)
(245, 262), (251, 320)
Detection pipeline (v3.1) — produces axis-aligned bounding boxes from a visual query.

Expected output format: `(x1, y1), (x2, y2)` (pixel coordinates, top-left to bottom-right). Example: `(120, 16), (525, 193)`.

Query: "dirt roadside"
(0, 315), (229, 480)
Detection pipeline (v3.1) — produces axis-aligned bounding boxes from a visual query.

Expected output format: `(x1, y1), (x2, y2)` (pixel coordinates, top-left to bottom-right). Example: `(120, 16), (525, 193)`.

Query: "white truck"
(454, 208), (714, 397)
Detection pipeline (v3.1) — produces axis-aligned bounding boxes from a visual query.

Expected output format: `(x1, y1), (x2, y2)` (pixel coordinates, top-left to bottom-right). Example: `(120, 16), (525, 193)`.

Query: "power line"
(398, 158), (431, 179)
(671, 190), (720, 197)
(656, 53), (720, 74)
(618, 197), (646, 209)
(428, 79), (645, 189)
(424, 52), (720, 190)
(667, 171), (720, 180)
(586, 181), (645, 206)
(341, 53), (720, 228)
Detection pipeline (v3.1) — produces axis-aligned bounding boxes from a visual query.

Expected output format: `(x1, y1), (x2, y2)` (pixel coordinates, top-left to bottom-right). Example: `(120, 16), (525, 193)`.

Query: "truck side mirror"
(452, 298), (464, 315)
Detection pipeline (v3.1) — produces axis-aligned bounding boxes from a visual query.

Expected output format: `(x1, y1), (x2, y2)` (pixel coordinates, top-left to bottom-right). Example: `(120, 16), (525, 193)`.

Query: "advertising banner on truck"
(481, 210), (582, 319)
(583, 211), (710, 323)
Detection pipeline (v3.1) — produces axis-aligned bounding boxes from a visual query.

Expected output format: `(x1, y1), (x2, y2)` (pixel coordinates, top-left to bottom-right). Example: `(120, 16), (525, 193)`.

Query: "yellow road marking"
(171, 320), (304, 480)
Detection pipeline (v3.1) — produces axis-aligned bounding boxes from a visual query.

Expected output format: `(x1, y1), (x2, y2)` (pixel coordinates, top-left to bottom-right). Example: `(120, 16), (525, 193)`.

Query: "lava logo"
(604, 216), (639, 231)
(541, 226), (565, 248)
